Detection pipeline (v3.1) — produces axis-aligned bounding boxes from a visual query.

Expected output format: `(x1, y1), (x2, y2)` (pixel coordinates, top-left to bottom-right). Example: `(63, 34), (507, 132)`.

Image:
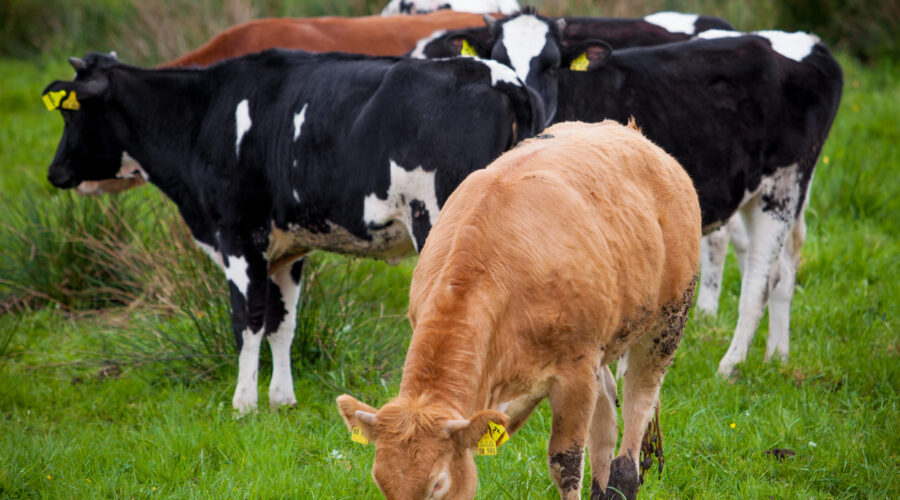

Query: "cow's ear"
(449, 410), (510, 449)
(445, 34), (488, 58)
(336, 394), (379, 443)
(564, 40), (612, 72)
(42, 74), (108, 111)
(42, 80), (78, 111)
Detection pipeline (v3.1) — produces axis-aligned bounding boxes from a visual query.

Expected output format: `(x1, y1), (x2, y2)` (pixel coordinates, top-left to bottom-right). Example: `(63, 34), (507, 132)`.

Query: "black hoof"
(599, 456), (639, 500)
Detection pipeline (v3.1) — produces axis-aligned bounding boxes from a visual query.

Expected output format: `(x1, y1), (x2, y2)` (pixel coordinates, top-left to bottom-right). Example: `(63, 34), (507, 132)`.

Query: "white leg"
(729, 214), (750, 275)
(267, 261), (303, 408)
(233, 327), (263, 413)
(764, 209), (806, 363)
(764, 246), (793, 363)
(696, 224), (731, 317)
(718, 200), (795, 377)
(588, 365), (618, 497)
(615, 351), (628, 381)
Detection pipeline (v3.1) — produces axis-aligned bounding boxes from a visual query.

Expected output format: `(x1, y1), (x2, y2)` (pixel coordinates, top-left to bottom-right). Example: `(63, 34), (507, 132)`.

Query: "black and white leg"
(224, 248), (269, 413)
(697, 215), (750, 317)
(718, 165), (803, 378)
(265, 258), (305, 408)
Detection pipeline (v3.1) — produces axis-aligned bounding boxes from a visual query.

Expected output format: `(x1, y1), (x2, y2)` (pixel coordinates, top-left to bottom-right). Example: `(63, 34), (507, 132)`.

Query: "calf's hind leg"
(589, 365), (619, 500)
(546, 368), (599, 500)
(765, 209), (805, 363)
(609, 279), (694, 500)
(718, 166), (803, 378)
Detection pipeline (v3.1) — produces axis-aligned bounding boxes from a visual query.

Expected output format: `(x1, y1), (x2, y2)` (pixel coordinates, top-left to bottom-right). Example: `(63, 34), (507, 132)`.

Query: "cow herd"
(41, 2), (842, 499)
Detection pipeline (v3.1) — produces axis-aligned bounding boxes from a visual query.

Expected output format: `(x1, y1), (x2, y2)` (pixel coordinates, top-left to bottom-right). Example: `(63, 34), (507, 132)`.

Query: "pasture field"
(1, 8), (899, 500)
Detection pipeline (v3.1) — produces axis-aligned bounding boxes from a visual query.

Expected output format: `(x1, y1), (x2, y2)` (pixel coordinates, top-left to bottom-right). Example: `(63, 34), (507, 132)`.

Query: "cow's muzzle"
(47, 165), (80, 189)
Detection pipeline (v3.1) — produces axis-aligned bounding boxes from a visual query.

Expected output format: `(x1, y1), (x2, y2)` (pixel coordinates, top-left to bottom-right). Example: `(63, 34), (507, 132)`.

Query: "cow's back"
(411, 121), (700, 351)
(164, 11), (489, 68)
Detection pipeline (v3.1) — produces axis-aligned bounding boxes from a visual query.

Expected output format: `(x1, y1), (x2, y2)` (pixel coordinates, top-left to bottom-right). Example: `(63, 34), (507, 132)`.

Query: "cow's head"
(43, 52), (124, 189)
(439, 10), (610, 125)
(337, 394), (509, 500)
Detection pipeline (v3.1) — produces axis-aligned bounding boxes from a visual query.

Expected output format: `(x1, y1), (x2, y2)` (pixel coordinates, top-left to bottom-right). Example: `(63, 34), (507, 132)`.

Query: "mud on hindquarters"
(652, 274), (698, 360)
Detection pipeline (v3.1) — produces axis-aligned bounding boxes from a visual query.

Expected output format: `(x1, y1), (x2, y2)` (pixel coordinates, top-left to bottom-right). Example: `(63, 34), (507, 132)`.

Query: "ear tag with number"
(461, 39), (479, 58)
(42, 90), (67, 111)
(61, 91), (81, 110)
(570, 52), (590, 71)
(487, 421), (509, 446)
(476, 421), (508, 456)
(351, 425), (370, 445)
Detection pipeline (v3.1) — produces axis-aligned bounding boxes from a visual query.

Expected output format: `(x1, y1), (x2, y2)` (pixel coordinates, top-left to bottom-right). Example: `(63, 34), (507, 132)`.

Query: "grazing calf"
(381, 0), (520, 16)
(337, 120), (701, 500)
(44, 50), (541, 412)
(75, 10), (495, 196)
(434, 13), (842, 377)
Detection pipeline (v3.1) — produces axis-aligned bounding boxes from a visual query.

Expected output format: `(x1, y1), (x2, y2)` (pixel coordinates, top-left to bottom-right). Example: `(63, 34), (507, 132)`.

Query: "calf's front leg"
(225, 250), (269, 413)
(546, 368), (598, 500)
(265, 258), (305, 408)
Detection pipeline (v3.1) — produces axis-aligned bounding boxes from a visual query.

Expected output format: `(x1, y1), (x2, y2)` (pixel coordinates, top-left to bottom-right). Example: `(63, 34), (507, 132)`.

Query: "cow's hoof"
(233, 395), (258, 415)
(269, 395), (298, 410)
(602, 456), (639, 500)
(717, 358), (738, 379)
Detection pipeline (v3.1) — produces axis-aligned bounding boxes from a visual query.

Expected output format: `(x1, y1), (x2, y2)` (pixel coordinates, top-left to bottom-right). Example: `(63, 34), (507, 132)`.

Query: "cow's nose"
(47, 166), (79, 189)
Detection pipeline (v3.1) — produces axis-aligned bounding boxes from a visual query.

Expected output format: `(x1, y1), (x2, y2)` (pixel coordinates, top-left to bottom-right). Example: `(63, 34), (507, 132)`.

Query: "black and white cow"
(43, 50), (542, 412)
(381, 0), (520, 16)
(436, 13), (843, 379)
(410, 10), (733, 59)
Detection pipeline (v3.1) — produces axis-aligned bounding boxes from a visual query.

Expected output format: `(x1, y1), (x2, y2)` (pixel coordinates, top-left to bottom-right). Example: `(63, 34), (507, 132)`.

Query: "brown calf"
(75, 10), (493, 196)
(338, 120), (701, 500)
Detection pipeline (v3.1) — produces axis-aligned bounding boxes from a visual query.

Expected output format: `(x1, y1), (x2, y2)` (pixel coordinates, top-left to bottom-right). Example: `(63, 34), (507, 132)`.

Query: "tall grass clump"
(0, 192), (146, 310)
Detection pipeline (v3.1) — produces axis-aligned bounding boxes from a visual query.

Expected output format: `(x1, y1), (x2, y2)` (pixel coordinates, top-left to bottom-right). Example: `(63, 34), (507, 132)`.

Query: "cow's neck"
(397, 308), (494, 418)
(107, 66), (210, 205)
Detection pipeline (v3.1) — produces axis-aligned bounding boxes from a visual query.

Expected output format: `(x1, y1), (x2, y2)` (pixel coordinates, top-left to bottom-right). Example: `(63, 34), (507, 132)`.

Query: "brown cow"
(75, 10), (495, 196)
(337, 120), (701, 500)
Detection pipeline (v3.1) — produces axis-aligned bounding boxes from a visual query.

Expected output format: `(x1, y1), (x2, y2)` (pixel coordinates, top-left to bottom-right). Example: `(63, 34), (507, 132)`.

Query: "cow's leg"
(266, 258), (305, 408)
(589, 365), (619, 500)
(546, 368), (597, 500)
(696, 223), (730, 317)
(765, 209), (806, 363)
(718, 165), (802, 378)
(225, 250), (269, 413)
(730, 214), (750, 274)
(611, 278), (693, 500)
(614, 351), (628, 380)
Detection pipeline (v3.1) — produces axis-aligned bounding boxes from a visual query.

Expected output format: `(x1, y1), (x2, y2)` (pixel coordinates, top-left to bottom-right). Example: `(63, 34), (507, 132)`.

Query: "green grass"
(1, 28), (899, 500)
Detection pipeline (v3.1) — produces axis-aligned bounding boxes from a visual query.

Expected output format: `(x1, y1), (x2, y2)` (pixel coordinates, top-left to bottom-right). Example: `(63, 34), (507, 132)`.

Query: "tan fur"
(338, 121), (701, 499)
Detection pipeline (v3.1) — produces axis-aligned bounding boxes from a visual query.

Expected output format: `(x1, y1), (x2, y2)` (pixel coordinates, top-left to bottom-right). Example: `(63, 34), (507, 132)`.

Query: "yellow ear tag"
(476, 421), (508, 456)
(460, 39), (479, 58)
(42, 90), (67, 111)
(351, 425), (370, 445)
(570, 52), (590, 71)
(487, 421), (509, 446)
(61, 91), (81, 110)
(477, 434), (497, 456)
